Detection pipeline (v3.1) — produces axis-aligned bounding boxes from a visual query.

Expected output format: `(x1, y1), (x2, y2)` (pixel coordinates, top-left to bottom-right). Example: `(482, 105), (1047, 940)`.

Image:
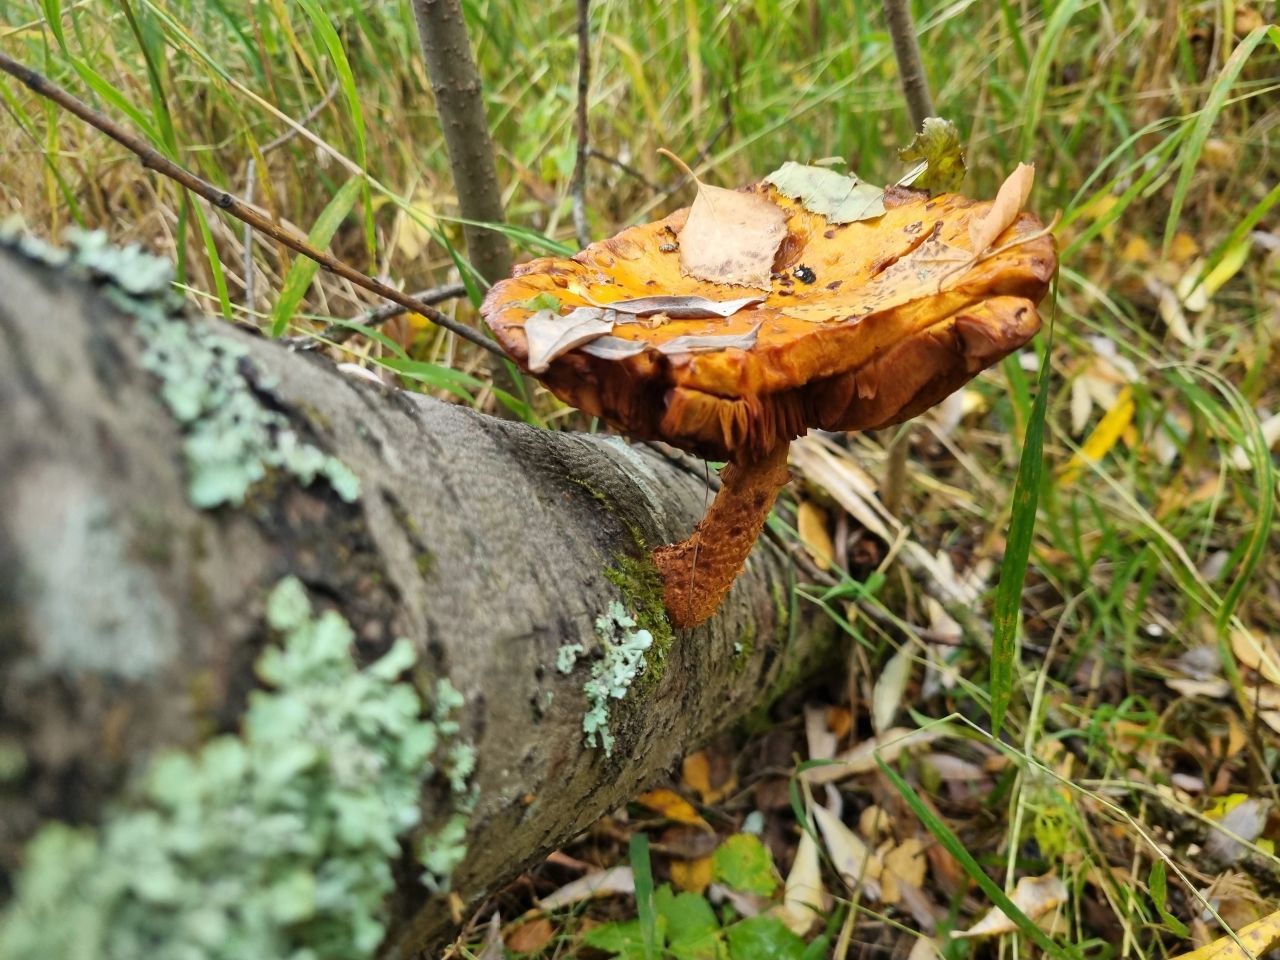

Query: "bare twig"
(589, 148), (660, 192)
(879, 0), (936, 515)
(410, 0), (512, 286)
(881, 0), (935, 130)
(0, 51), (504, 357)
(570, 0), (591, 249)
(292, 282), (468, 349)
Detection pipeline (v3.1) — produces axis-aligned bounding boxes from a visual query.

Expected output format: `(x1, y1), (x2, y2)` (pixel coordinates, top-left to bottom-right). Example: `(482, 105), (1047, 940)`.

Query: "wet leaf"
(765, 161), (887, 224)
(594, 293), (765, 318)
(524, 307), (614, 373)
(898, 118), (967, 193)
(636, 788), (707, 827)
(661, 149), (788, 289)
(712, 834), (778, 896)
(796, 502), (835, 571)
(968, 163), (1035, 255)
(579, 335), (649, 360)
(952, 872), (1068, 938)
(656, 322), (763, 356)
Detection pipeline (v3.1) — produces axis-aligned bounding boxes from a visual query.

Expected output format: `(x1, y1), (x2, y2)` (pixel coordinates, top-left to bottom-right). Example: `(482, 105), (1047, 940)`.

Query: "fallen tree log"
(0, 232), (837, 956)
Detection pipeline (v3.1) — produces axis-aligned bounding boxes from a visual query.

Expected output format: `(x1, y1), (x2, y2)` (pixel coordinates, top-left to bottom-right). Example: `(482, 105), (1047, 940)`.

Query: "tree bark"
(411, 0), (513, 287)
(0, 244), (836, 954)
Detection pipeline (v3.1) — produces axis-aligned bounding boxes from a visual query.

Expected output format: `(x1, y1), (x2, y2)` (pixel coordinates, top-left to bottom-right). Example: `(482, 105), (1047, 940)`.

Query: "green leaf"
(583, 920), (650, 959)
(724, 915), (805, 960)
(655, 885), (721, 959)
(764, 162), (885, 224)
(1149, 861), (1190, 937)
(269, 176), (363, 337)
(898, 117), (967, 193)
(711, 834), (778, 896)
(990, 285), (1056, 737)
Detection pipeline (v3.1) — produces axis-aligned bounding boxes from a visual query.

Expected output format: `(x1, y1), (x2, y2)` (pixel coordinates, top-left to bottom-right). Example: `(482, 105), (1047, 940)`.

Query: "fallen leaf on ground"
(538, 865), (635, 911)
(712, 833), (779, 896)
(765, 161), (887, 223)
(661, 148), (788, 289)
(1204, 798), (1270, 865)
(1169, 909), (1280, 960)
(897, 117), (967, 193)
(505, 916), (554, 954)
(907, 936), (943, 960)
(775, 827), (826, 935)
(1230, 627), (1280, 685)
(477, 911), (504, 960)
(968, 163), (1035, 254)
(1059, 385), (1134, 486)
(636, 788), (708, 827)
(681, 748), (737, 805)
(789, 436), (900, 543)
(952, 871), (1068, 938)
(812, 804), (882, 900)
(524, 307), (614, 373)
(881, 837), (927, 905)
(671, 856), (714, 894)
(1177, 238), (1251, 312)
(872, 643), (914, 734)
(796, 502), (835, 571)
(802, 727), (942, 784)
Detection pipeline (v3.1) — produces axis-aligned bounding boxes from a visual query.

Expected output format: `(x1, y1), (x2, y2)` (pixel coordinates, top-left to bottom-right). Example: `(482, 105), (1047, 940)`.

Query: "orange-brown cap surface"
(482, 184), (1055, 462)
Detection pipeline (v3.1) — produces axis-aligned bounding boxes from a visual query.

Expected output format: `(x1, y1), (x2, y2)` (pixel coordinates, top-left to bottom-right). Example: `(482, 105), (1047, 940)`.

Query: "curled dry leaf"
(811, 803), (883, 900)
(524, 307), (614, 373)
(661, 149), (788, 289)
(796, 501), (836, 571)
(656, 322), (763, 356)
(591, 293), (765, 318)
(969, 162), (1036, 255)
(579, 335), (649, 360)
(952, 871), (1068, 939)
(537, 865), (635, 911)
(802, 727), (942, 784)
(775, 827), (826, 935)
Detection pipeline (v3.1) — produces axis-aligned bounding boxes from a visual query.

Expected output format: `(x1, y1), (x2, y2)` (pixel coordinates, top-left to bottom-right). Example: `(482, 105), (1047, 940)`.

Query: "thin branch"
(0, 51), (504, 357)
(588, 148), (660, 192)
(291, 282), (468, 350)
(881, 0), (935, 130)
(570, 0), (591, 249)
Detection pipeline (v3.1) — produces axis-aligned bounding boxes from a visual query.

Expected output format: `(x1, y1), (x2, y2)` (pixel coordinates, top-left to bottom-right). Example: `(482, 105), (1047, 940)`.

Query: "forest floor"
(2, 1), (1279, 958)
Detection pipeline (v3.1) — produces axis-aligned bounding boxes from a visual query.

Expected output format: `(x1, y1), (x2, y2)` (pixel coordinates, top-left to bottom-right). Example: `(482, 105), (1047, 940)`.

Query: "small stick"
(570, 0), (591, 249)
(0, 51), (505, 358)
(291, 282), (468, 349)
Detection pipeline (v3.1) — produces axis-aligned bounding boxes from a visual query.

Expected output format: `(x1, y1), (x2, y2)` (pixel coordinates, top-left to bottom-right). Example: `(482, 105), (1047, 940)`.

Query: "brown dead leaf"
(670, 856), (714, 894)
(826, 706), (852, 739)
(660, 148), (788, 289)
(969, 163), (1036, 255)
(797, 501), (836, 571)
(812, 804), (883, 900)
(1230, 627), (1280, 684)
(883, 837), (928, 899)
(635, 788), (707, 827)
(524, 307), (614, 373)
(952, 871), (1068, 939)
(505, 917), (554, 954)
(681, 747), (737, 804)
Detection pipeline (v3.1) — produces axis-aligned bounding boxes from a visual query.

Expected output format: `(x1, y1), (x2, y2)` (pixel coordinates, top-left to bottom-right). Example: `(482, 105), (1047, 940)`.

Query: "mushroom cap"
(481, 184), (1056, 462)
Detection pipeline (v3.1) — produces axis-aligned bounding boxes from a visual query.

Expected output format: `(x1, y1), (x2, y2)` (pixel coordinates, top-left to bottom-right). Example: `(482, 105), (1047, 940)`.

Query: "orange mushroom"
(481, 170), (1056, 630)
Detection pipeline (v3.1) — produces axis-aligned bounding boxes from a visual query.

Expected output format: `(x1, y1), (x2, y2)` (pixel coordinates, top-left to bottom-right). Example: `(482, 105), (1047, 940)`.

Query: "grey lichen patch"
(557, 601), (653, 756)
(603, 554), (674, 688)
(1, 224), (360, 509)
(0, 577), (474, 960)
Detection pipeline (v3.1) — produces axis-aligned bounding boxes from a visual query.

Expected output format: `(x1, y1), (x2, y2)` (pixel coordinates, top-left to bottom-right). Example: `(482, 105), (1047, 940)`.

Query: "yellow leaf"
(1168, 909), (1280, 960)
(670, 856), (714, 894)
(796, 501), (835, 571)
(1230, 627), (1280, 685)
(1059, 386), (1134, 487)
(1177, 239), (1251, 312)
(635, 788), (707, 827)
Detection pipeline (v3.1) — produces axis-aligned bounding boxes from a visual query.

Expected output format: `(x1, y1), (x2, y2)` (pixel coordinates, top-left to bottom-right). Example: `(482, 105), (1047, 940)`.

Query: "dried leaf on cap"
(765, 161), (887, 223)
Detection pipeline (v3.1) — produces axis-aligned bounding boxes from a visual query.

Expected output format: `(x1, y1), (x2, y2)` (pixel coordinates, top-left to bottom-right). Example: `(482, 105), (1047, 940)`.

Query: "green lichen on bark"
(0, 222), (359, 509)
(0, 577), (473, 960)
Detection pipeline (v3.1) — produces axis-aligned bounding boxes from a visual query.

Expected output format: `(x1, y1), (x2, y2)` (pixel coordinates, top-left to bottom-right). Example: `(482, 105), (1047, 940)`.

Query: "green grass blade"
(879, 758), (1077, 960)
(268, 176), (362, 337)
(1162, 24), (1280, 253)
(629, 831), (659, 960)
(990, 285), (1057, 737)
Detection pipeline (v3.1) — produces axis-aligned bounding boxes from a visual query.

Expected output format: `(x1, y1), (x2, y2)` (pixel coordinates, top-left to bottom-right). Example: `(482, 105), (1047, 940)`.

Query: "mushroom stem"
(653, 441), (793, 629)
